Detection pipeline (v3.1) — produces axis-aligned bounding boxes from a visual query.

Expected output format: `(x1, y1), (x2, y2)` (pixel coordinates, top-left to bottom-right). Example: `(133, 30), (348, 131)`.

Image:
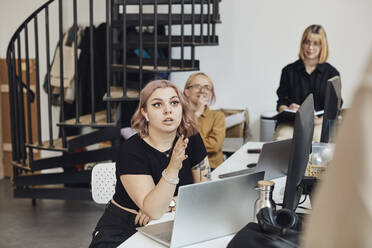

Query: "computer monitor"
(282, 94), (315, 211)
(320, 76), (342, 143)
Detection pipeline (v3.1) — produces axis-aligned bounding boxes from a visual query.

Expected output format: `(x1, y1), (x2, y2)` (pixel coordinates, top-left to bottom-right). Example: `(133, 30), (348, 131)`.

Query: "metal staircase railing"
(6, 0), (221, 201)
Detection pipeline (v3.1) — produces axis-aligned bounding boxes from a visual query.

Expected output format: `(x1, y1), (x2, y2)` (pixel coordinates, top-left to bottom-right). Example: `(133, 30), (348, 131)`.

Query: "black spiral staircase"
(6, 0), (221, 202)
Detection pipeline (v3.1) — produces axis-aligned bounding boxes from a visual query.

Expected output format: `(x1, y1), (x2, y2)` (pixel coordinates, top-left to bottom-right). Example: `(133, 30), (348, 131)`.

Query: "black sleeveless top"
(112, 133), (207, 210)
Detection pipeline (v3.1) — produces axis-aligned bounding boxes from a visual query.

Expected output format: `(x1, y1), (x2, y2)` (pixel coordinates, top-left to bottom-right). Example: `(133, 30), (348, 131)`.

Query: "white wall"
(170, 0), (372, 140)
(0, 1), (45, 58)
(1, 0), (372, 142)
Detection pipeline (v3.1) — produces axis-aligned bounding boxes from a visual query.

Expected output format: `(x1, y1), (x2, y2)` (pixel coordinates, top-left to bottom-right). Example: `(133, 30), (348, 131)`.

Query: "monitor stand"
(301, 176), (319, 198)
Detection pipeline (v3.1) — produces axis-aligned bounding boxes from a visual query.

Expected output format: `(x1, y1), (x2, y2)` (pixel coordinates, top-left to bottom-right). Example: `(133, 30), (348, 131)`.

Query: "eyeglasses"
(187, 84), (212, 91)
(303, 39), (320, 48)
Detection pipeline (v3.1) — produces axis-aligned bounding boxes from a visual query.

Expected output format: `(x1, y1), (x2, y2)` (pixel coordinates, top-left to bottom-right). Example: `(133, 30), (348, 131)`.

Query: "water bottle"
(253, 180), (276, 222)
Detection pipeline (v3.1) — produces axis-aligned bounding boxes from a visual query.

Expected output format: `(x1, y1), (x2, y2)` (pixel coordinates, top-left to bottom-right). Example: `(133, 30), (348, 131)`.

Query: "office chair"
(91, 162), (116, 204)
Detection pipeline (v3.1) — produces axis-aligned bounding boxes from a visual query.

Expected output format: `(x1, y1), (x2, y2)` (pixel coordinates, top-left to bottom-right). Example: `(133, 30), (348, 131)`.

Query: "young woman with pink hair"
(90, 80), (211, 247)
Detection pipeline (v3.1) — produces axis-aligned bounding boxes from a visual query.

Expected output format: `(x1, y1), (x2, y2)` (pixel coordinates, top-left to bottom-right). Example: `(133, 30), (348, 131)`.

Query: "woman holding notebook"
(89, 80), (211, 248)
(275, 24), (341, 142)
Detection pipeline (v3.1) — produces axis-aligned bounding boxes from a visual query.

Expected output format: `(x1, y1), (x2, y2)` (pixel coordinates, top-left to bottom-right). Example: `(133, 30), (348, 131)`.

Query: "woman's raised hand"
(169, 135), (189, 171)
(198, 94), (209, 107)
(194, 95), (208, 117)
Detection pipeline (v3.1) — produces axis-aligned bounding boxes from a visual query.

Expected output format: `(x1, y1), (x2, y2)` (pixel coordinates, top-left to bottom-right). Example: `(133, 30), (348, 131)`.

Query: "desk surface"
(118, 141), (311, 248)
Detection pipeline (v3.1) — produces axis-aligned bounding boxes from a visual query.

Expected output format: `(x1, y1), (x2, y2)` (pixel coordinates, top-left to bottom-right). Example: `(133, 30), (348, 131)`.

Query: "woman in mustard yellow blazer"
(184, 72), (226, 169)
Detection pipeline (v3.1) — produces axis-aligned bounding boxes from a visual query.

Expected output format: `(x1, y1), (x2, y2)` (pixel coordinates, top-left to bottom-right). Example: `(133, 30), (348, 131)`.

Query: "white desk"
(118, 141), (311, 248)
(212, 141), (264, 180)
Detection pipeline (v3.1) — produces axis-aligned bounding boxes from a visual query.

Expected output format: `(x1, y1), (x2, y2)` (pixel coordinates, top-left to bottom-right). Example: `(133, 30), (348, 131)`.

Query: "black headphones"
(256, 207), (300, 235)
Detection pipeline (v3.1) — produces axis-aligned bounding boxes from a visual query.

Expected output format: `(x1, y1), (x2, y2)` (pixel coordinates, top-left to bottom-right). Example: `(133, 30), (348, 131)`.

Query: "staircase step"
(112, 58), (199, 73)
(25, 135), (79, 152)
(113, 35), (218, 48)
(115, 0), (221, 5)
(30, 147), (116, 171)
(67, 127), (121, 150)
(14, 187), (92, 201)
(124, 64), (198, 72)
(112, 14), (220, 27)
(57, 109), (116, 128)
(11, 160), (33, 172)
(25, 127), (121, 152)
(13, 170), (91, 186)
(103, 86), (139, 101)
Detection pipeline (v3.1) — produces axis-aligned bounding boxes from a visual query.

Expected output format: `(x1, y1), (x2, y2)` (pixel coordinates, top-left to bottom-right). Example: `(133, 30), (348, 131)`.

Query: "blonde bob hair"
(299, 25), (329, 64)
(131, 79), (198, 138)
(184, 72), (216, 105)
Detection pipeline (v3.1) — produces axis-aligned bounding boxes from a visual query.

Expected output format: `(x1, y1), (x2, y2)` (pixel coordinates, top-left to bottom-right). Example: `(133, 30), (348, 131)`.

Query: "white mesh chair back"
(91, 162), (117, 204)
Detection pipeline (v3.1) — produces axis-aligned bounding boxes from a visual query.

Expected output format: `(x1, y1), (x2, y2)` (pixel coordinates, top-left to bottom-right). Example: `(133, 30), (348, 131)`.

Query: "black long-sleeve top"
(276, 59), (340, 113)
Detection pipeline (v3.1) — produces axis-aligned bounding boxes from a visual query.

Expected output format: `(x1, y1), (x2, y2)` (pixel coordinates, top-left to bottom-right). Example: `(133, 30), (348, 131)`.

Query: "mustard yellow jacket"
(198, 107), (226, 169)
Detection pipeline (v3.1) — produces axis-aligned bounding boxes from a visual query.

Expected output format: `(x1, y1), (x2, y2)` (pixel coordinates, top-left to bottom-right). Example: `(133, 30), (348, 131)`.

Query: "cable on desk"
(298, 194), (307, 205)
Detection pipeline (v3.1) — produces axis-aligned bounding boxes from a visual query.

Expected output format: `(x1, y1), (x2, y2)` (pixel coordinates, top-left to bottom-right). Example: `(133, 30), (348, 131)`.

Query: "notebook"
(273, 109), (324, 122)
(136, 171), (265, 248)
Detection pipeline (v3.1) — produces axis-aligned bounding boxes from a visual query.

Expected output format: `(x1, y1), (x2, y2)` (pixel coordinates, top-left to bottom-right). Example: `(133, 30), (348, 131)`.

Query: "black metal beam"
(67, 127), (121, 151)
(89, 0), (96, 124)
(73, 0), (80, 124)
(181, 0), (184, 68)
(58, 0), (67, 148)
(16, 36), (27, 163)
(45, 6), (54, 147)
(111, 14), (220, 27)
(168, 0), (172, 69)
(122, 0), (127, 97)
(112, 35), (218, 48)
(33, 16), (42, 146)
(114, 0), (221, 4)
(57, 122), (116, 129)
(30, 147), (116, 171)
(154, 0), (158, 70)
(8, 45), (19, 161)
(13, 170), (91, 186)
(14, 188), (92, 201)
(191, 0), (195, 67)
(105, 0), (112, 124)
(138, 0), (143, 91)
(111, 58), (200, 72)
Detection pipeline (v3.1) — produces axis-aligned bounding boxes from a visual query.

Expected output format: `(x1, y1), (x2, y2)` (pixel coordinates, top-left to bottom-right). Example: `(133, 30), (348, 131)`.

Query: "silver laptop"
(136, 171), (265, 248)
(256, 139), (292, 180)
(218, 139), (292, 180)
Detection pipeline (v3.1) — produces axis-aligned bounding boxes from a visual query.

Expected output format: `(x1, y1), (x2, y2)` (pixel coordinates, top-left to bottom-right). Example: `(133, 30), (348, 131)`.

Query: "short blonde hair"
(299, 25), (329, 64)
(131, 80), (198, 138)
(184, 72), (216, 105)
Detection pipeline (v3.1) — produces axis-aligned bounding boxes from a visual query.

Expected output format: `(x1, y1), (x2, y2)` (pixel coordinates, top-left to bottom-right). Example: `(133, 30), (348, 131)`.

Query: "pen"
(247, 148), (261, 154)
